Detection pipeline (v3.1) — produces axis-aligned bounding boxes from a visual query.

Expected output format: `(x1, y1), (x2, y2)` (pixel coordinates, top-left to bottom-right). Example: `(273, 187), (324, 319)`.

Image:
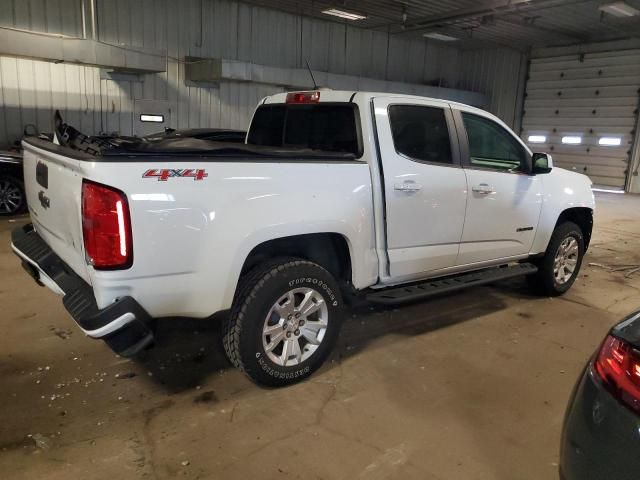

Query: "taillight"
(286, 91), (320, 104)
(81, 180), (132, 270)
(594, 334), (640, 413)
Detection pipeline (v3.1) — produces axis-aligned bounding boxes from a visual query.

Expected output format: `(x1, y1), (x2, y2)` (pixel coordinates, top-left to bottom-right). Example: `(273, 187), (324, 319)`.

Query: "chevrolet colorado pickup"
(11, 90), (595, 386)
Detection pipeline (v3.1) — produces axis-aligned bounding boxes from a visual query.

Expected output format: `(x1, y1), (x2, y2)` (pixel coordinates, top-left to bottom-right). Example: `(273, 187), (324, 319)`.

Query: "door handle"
(394, 181), (422, 192)
(472, 183), (494, 194)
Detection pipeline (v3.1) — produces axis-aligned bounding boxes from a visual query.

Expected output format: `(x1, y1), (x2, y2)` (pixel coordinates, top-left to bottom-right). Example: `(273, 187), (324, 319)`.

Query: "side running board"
(366, 263), (538, 305)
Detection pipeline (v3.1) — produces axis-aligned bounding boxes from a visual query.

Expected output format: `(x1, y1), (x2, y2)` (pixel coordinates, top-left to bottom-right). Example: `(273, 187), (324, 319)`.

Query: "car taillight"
(594, 334), (640, 413)
(81, 180), (132, 270)
(286, 91), (320, 104)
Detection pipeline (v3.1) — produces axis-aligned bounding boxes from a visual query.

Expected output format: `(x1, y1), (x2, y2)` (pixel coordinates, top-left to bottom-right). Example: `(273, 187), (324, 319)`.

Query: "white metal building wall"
(459, 47), (528, 132)
(522, 49), (640, 189)
(0, 0), (527, 147)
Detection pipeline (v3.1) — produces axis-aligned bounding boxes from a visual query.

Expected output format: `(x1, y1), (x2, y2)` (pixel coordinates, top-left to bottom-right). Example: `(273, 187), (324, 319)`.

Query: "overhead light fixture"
(599, 1), (639, 17)
(140, 114), (165, 123)
(599, 136), (622, 146)
(423, 32), (458, 41)
(562, 136), (582, 145)
(528, 135), (547, 143)
(322, 8), (367, 21)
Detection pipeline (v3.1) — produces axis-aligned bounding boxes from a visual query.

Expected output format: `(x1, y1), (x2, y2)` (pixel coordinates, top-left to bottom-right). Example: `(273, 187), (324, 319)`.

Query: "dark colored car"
(0, 150), (26, 216)
(561, 310), (640, 480)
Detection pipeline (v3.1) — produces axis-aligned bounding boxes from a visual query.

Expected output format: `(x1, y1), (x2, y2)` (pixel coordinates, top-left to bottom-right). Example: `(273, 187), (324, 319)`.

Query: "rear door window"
(388, 105), (453, 164)
(248, 104), (360, 155)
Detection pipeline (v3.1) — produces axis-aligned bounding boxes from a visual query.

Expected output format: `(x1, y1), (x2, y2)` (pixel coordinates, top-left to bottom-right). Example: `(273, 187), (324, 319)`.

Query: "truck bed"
(21, 134), (375, 319)
(42, 114), (358, 161)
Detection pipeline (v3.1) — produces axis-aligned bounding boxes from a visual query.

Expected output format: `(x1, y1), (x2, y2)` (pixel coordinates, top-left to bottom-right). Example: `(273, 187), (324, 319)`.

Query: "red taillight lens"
(286, 91), (320, 104)
(594, 334), (640, 413)
(81, 180), (132, 269)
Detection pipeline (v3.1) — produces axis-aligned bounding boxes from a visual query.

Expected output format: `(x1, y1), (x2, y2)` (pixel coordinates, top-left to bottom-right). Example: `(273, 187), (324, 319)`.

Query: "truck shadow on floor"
(137, 280), (535, 394)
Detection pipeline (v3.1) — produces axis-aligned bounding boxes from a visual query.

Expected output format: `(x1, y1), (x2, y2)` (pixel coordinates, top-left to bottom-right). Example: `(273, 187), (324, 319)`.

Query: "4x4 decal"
(142, 169), (208, 181)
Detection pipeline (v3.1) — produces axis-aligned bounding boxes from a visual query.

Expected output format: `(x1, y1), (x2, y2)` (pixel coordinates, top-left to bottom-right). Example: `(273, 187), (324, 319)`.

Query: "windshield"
(247, 104), (360, 155)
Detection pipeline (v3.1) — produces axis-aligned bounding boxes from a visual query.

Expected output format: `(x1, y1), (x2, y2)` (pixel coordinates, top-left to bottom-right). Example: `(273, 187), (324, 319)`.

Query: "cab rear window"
(247, 104), (361, 155)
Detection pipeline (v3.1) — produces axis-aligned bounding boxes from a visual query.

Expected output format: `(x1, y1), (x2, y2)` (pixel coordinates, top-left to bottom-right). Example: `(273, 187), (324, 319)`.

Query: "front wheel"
(223, 258), (343, 387)
(528, 221), (585, 296)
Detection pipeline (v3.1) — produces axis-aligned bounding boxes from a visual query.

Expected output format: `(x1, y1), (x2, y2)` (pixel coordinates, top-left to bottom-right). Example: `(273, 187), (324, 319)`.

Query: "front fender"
(530, 168), (595, 254)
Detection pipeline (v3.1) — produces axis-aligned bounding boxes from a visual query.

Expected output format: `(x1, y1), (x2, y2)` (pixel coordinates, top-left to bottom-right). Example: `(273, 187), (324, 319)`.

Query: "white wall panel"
(458, 47), (527, 130)
(0, 0), (526, 147)
(0, 0), (82, 35)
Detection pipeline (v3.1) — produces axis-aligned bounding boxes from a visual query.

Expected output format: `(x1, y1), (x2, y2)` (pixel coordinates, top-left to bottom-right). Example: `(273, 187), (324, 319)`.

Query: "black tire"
(223, 257), (344, 387)
(0, 175), (26, 216)
(528, 221), (584, 296)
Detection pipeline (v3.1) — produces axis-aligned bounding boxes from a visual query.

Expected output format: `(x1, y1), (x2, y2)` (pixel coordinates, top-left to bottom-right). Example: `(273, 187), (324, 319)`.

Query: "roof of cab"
(262, 89), (480, 112)
(259, 90), (520, 150)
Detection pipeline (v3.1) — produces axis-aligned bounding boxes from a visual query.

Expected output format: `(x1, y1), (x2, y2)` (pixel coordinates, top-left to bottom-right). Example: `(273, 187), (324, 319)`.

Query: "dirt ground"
(1, 192), (638, 480)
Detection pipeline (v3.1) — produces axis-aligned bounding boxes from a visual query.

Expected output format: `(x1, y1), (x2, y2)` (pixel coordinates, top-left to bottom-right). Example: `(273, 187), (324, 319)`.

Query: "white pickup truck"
(12, 90), (594, 386)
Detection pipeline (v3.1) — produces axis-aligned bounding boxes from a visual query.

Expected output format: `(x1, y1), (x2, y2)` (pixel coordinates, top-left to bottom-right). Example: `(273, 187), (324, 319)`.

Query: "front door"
(454, 109), (543, 266)
(373, 97), (468, 282)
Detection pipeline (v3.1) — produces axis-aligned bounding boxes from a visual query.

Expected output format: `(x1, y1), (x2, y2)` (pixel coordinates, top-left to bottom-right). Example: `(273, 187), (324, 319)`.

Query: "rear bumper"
(11, 223), (154, 356)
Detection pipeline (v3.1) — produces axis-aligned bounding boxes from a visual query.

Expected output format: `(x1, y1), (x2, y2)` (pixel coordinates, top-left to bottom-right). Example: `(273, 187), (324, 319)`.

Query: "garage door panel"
(558, 146), (630, 159)
(552, 153), (628, 168)
(530, 50), (640, 70)
(525, 85), (638, 100)
(569, 173), (625, 187)
(522, 117), (635, 129)
(523, 144), (630, 159)
(554, 160), (624, 176)
(522, 50), (640, 189)
(523, 97), (638, 108)
(527, 75), (640, 90)
(524, 105), (636, 119)
(523, 125), (634, 136)
(554, 158), (626, 185)
(528, 64), (640, 82)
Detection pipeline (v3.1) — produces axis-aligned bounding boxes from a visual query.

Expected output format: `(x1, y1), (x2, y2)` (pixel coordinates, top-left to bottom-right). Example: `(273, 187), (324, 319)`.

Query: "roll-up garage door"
(522, 49), (640, 189)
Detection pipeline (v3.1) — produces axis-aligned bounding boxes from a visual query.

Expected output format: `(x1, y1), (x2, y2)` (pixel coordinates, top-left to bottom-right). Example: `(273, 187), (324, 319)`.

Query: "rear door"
(453, 108), (543, 266)
(373, 97), (467, 282)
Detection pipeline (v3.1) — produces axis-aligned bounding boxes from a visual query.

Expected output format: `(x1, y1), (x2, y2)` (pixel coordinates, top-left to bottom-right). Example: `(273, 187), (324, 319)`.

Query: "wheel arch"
(555, 207), (593, 251)
(239, 232), (353, 284)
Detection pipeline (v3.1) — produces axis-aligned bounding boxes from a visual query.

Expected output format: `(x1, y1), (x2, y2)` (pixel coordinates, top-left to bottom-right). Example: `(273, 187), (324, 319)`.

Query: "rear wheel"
(0, 175), (25, 216)
(223, 257), (343, 387)
(528, 221), (584, 296)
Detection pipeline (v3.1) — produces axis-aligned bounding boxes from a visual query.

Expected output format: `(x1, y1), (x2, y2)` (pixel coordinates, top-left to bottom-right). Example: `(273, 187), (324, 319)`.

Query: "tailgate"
(21, 139), (91, 284)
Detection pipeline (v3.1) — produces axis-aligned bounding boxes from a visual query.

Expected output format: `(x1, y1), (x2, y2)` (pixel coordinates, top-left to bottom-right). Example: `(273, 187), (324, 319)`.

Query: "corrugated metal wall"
(0, 0), (83, 35)
(0, 0), (527, 147)
(458, 48), (528, 132)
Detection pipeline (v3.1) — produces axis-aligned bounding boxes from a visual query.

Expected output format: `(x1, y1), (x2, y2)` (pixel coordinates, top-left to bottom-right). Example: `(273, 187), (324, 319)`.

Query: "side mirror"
(532, 152), (553, 174)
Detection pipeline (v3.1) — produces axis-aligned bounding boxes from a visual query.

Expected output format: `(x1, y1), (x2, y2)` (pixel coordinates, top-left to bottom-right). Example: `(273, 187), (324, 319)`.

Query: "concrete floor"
(1, 192), (639, 480)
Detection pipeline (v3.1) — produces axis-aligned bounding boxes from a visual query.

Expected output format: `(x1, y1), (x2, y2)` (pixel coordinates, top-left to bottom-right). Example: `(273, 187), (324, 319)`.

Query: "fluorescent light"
(140, 114), (164, 123)
(599, 137), (622, 146)
(562, 136), (582, 145)
(599, 1), (639, 17)
(322, 8), (366, 20)
(423, 32), (458, 41)
(528, 135), (547, 143)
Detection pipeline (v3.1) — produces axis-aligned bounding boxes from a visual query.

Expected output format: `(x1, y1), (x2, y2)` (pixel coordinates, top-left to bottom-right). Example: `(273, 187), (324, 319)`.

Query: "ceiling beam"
(372, 0), (586, 34)
(496, 16), (590, 43)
